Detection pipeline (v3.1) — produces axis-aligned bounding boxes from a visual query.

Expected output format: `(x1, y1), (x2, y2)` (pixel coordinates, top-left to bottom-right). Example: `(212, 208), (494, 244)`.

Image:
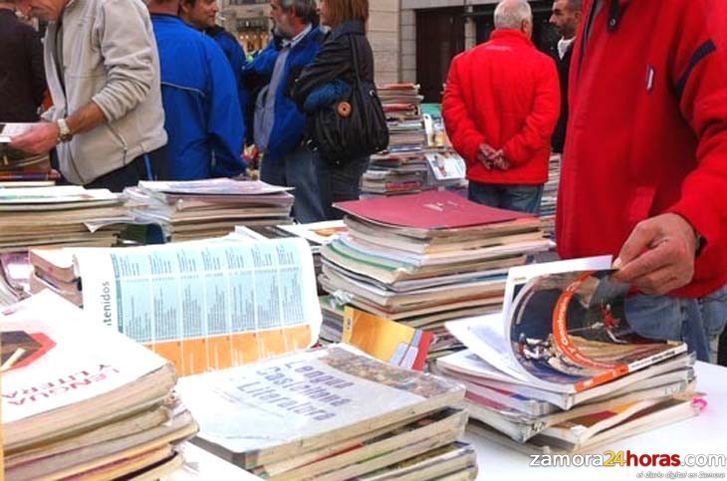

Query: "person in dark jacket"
(548, 0), (581, 154)
(180, 0), (247, 122)
(0, 2), (45, 123)
(291, 0), (373, 220)
(243, 0), (326, 223)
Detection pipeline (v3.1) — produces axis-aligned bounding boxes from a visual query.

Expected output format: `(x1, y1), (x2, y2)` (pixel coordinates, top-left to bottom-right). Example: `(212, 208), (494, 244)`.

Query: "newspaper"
(446, 256), (688, 394)
(77, 238), (322, 375)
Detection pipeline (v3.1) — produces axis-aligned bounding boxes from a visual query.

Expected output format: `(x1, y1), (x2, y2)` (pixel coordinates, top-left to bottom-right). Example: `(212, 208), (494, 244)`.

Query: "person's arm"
(291, 34), (349, 107)
(206, 43), (246, 177)
(11, 0), (157, 154)
(442, 55), (486, 166)
(614, 5), (727, 295)
(500, 56), (560, 167)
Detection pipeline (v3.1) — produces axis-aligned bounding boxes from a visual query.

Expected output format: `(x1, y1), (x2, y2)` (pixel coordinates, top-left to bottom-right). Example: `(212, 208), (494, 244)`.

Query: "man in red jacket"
(443, 0), (560, 214)
(559, 0), (727, 362)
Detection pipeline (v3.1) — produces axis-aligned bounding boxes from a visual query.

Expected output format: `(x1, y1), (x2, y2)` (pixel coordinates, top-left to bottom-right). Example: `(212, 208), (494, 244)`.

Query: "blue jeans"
(317, 155), (369, 220)
(468, 181), (544, 214)
(625, 286), (727, 363)
(260, 146), (327, 223)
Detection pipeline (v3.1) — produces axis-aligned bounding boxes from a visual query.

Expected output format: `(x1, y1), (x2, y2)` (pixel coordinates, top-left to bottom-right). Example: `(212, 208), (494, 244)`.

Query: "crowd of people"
(0, 0), (725, 362)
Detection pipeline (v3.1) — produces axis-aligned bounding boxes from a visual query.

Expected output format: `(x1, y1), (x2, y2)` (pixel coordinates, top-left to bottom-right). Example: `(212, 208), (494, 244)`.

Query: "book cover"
(176, 345), (464, 469)
(342, 307), (433, 371)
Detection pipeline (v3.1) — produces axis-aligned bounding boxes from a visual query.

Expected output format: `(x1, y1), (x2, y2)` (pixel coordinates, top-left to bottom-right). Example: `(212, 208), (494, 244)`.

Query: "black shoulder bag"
(310, 34), (389, 164)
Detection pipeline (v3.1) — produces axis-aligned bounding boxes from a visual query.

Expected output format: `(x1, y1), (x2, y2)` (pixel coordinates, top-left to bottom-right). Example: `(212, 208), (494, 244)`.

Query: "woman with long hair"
(291, 0), (374, 220)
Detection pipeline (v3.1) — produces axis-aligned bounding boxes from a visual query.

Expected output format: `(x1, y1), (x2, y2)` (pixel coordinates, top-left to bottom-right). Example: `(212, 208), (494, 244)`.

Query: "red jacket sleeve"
(501, 56), (560, 167)
(666, 2), (727, 249)
(442, 55), (486, 166)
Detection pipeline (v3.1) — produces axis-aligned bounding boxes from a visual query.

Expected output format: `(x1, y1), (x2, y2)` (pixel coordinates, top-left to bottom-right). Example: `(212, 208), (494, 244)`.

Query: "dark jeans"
(317, 155), (369, 220)
(468, 181), (544, 215)
(260, 146), (327, 223)
(85, 146), (168, 192)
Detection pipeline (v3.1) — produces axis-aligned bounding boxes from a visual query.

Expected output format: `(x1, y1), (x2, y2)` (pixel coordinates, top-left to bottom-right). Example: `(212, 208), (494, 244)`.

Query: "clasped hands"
(477, 143), (509, 171)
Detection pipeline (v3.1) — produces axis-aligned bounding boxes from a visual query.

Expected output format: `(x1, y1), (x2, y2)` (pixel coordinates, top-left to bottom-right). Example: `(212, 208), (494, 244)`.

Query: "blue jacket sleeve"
(205, 41), (246, 177)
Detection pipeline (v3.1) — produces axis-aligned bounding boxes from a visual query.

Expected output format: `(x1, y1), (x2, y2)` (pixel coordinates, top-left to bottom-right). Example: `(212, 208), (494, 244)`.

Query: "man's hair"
(279, 0), (318, 24)
(567, 0), (583, 11)
(323, 0), (368, 27)
(494, 0), (532, 29)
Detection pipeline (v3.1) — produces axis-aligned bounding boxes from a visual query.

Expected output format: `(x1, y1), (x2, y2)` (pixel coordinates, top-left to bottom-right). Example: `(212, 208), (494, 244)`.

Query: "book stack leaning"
(177, 344), (477, 480)
(318, 191), (552, 361)
(436, 259), (700, 453)
(1, 291), (197, 480)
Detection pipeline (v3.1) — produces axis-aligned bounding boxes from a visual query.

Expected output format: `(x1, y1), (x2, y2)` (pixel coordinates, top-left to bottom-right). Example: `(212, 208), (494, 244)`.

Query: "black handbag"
(310, 35), (389, 164)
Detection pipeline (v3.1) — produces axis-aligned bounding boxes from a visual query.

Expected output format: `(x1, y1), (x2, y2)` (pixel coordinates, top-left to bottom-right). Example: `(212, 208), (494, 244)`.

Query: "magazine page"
(424, 152), (466, 182)
(509, 269), (687, 392)
(77, 238), (321, 375)
(0, 123), (36, 143)
(138, 179), (292, 196)
(176, 345), (461, 456)
(277, 220), (347, 245)
(1, 291), (168, 424)
(447, 257), (614, 392)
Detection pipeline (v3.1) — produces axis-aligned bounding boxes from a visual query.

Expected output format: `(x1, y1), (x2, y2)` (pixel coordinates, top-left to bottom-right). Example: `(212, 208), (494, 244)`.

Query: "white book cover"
(1, 291), (169, 425)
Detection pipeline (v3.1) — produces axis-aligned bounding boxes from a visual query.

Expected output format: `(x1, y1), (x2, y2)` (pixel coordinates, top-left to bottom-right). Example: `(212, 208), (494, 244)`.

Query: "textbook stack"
(318, 191), (552, 360)
(177, 344), (478, 481)
(539, 153), (561, 238)
(436, 259), (700, 453)
(362, 84), (430, 197)
(1, 292), (198, 481)
(0, 185), (129, 253)
(125, 179), (294, 242)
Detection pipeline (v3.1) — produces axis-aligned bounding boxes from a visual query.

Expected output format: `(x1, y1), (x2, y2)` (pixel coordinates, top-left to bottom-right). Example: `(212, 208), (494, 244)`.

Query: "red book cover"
(334, 191), (533, 230)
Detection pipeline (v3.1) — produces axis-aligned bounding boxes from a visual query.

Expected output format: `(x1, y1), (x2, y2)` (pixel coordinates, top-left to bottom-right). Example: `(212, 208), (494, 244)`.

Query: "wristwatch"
(57, 118), (73, 143)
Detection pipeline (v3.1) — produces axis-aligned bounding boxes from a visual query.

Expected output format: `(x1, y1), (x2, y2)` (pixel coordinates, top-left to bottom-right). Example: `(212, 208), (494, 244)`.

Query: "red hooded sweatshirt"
(443, 30), (560, 186)
(558, 0), (727, 298)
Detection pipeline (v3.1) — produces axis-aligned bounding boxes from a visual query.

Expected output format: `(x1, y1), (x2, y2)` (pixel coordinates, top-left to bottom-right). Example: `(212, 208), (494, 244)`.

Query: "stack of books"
(125, 179), (294, 242)
(1, 291), (198, 480)
(363, 84), (430, 197)
(539, 153), (561, 238)
(0, 185), (129, 253)
(318, 191), (552, 360)
(176, 344), (478, 480)
(437, 258), (700, 453)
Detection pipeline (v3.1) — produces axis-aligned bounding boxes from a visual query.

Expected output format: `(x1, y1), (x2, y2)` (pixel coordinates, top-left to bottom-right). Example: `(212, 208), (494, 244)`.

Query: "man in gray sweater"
(10, 0), (168, 191)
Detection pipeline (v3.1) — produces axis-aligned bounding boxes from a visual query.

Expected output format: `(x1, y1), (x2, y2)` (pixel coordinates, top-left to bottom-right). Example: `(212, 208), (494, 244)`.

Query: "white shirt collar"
(282, 23), (312, 48)
(558, 36), (576, 59)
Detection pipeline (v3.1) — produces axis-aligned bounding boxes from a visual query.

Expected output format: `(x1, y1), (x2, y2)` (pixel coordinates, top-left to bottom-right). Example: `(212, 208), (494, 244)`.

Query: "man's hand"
(477, 144), (503, 170)
(491, 151), (509, 171)
(612, 213), (699, 295)
(9, 122), (60, 155)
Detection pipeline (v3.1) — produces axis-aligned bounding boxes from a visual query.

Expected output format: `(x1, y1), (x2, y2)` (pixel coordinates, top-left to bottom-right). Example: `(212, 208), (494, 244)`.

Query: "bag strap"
(349, 34), (362, 89)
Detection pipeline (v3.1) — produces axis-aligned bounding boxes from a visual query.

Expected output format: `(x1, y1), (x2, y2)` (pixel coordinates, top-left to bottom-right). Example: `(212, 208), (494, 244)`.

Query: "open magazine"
(447, 257), (687, 396)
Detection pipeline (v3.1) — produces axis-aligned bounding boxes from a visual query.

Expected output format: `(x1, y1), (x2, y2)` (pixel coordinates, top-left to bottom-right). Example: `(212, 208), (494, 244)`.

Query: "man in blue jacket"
(148, 0), (245, 180)
(180, 0), (247, 121)
(243, 0), (325, 222)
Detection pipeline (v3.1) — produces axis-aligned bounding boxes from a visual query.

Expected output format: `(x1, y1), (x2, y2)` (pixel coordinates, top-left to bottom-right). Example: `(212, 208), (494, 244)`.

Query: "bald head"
(494, 0), (533, 36)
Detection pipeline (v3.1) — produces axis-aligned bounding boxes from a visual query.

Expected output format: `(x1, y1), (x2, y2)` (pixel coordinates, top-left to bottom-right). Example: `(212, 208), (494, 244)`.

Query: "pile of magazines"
(435, 257), (700, 453)
(318, 191), (552, 361)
